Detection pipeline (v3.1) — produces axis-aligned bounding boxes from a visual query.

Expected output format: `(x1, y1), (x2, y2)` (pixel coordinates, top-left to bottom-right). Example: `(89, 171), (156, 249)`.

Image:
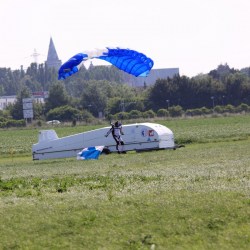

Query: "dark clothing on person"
(105, 121), (125, 153)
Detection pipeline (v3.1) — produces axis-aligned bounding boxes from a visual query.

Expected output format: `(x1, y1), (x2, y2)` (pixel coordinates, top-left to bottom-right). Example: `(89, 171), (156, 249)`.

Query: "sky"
(0, 0), (250, 77)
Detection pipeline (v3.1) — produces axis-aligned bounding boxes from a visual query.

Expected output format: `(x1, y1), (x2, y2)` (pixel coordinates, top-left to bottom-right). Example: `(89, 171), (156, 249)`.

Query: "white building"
(122, 68), (180, 87)
(0, 96), (16, 110)
(0, 92), (48, 110)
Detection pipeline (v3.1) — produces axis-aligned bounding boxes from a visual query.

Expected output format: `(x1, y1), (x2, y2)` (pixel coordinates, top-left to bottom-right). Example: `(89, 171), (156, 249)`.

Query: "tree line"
(0, 62), (250, 123)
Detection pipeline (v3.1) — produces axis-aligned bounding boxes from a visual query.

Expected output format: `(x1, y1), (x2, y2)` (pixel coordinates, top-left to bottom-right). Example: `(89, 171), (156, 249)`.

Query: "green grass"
(1, 115), (250, 156)
(166, 115), (250, 144)
(0, 115), (250, 249)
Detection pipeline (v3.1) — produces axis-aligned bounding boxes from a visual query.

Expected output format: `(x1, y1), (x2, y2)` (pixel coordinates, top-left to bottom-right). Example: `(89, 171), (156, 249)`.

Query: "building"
(0, 96), (16, 110)
(45, 37), (62, 70)
(0, 92), (48, 110)
(121, 68), (179, 87)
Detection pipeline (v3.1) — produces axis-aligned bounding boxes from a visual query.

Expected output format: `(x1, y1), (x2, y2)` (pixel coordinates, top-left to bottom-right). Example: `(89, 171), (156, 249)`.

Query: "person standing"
(105, 121), (126, 154)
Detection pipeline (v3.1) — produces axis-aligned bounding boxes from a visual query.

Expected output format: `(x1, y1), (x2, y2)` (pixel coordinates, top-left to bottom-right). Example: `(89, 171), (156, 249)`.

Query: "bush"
(0, 119), (26, 128)
(36, 120), (42, 127)
(46, 105), (81, 122)
(143, 110), (156, 118)
(169, 105), (183, 117)
(201, 107), (212, 114)
(79, 110), (95, 123)
(111, 112), (129, 121)
(214, 105), (224, 114)
(157, 109), (169, 117)
(236, 103), (249, 113)
(128, 110), (142, 119)
(224, 104), (235, 113)
(186, 108), (202, 116)
(0, 117), (7, 122)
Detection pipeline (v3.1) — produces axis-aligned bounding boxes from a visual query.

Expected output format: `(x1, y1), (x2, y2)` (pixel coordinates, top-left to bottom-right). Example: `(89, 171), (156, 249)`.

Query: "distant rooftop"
(122, 68), (179, 87)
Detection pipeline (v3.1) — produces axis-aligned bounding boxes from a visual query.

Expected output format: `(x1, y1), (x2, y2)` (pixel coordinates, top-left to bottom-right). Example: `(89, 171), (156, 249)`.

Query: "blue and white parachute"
(77, 146), (104, 160)
(58, 48), (154, 80)
(58, 53), (88, 80)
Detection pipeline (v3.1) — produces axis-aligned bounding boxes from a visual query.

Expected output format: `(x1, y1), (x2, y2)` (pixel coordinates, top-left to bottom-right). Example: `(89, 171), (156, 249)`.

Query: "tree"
(46, 105), (82, 121)
(0, 68), (20, 95)
(224, 72), (249, 106)
(45, 82), (69, 112)
(80, 81), (107, 117)
(33, 102), (45, 120)
(10, 86), (31, 119)
(146, 78), (178, 111)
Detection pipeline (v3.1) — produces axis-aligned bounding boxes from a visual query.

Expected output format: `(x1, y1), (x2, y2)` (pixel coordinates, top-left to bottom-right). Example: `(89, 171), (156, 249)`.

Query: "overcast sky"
(0, 0), (250, 77)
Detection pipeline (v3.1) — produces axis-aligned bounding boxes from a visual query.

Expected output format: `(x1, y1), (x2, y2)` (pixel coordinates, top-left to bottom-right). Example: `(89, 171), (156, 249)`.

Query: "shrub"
(0, 119), (26, 128)
(143, 110), (156, 118)
(201, 107), (212, 114)
(111, 112), (129, 121)
(79, 110), (95, 123)
(128, 110), (142, 119)
(0, 117), (7, 122)
(169, 105), (183, 117)
(214, 105), (224, 114)
(46, 105), (81, 122)
(185, 108), (207, 116)
(236, 103), (249, 113)
(157, 109), (169, 117)
(224, 104), (235, 113)
(36, 120), (42, 127)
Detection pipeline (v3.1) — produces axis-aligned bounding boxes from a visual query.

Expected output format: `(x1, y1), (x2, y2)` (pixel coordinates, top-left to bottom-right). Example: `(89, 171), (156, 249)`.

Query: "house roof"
(122, 68), (179, 87)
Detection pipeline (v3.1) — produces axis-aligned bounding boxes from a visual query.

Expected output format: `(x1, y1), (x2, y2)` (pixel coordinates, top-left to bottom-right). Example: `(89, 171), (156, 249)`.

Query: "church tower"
(45, 37), (61, 69)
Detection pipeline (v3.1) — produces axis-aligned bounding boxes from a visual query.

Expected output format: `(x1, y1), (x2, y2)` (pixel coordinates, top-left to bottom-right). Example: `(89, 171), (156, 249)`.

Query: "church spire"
(45, 37), (61, 69)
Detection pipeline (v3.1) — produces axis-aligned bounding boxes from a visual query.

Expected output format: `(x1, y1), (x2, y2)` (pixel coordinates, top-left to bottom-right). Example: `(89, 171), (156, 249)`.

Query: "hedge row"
(110, 103), (250, 120)
(0, 119), (26, 128)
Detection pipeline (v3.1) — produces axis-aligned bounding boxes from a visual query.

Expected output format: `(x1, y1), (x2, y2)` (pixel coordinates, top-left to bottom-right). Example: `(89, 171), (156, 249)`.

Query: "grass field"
(0, 115), (250, 249)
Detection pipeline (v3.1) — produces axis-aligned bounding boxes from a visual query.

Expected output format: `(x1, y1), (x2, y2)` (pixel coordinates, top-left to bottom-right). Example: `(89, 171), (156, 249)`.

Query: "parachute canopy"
(58, 53), (88, 80)
(58, 48), (154, 80)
